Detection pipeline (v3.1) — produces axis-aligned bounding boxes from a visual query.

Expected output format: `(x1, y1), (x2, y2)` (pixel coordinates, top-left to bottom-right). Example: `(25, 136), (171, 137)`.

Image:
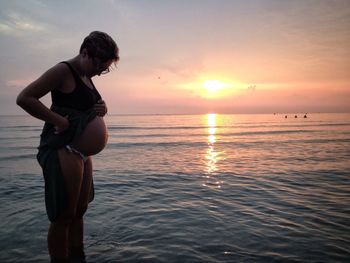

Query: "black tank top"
(51, 62), (102, 111)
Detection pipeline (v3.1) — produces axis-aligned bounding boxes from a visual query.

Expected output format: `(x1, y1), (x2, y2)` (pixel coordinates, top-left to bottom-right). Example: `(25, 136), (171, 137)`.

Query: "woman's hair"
(80, 31), (119, 62)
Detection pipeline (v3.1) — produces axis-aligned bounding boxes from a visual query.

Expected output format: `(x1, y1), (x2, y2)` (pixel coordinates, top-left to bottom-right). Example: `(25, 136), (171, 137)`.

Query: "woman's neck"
(69, 56), (87, 77)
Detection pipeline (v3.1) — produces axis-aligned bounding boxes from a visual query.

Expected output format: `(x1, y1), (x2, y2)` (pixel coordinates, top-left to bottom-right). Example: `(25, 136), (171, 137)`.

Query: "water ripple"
(1, 114), (350, 262)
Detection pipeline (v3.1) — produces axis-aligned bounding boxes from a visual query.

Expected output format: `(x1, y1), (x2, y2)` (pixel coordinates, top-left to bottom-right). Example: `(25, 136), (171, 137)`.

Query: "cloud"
(0, 11), (47, 36)
(1, 0), (349, 115)
(6, 79), (32, 88)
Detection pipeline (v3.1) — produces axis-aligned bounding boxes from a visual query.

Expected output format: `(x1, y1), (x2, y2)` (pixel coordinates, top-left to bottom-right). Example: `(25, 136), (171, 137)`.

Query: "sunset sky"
(1, 0), (350, 115)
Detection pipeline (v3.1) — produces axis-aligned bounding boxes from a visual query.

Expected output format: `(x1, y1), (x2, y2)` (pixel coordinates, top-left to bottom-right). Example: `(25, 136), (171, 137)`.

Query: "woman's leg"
(68, 156), (93, 260)
(48, 148), (84, 261)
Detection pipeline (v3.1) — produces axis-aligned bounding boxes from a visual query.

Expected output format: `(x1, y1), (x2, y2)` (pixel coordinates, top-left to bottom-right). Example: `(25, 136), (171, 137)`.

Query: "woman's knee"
(55, 209), (77, 225)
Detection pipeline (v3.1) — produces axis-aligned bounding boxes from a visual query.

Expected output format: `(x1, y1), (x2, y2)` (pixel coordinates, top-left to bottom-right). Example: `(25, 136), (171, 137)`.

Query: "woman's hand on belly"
(93, 100), (108, 117)
(54, 115), (69, 134)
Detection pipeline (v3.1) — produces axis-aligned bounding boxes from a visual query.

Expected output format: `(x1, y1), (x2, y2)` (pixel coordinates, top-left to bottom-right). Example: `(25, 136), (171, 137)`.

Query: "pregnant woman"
(16, 31), (119, 263)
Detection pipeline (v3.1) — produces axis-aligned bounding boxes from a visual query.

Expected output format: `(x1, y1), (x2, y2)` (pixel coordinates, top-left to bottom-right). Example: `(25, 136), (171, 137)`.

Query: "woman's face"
(91, 57), (114, 76)
(82, 49), (114, 77)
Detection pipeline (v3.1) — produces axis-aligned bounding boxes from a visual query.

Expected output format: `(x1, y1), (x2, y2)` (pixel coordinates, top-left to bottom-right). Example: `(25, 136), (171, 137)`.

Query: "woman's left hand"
(94, 99), (108, 117)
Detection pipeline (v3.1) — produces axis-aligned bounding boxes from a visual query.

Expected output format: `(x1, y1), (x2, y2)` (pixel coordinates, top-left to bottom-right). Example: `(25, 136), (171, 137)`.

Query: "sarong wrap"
(37, 106), (97, 222)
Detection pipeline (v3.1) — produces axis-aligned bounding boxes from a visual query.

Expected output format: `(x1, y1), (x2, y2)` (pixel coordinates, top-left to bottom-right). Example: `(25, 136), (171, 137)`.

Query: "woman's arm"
(16, 63), (69, 131)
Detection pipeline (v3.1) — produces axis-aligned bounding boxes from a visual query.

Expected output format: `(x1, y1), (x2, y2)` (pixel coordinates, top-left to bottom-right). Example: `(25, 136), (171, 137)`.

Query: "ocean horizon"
(3, 111), (350, 116)
(1, 113), (349, 262)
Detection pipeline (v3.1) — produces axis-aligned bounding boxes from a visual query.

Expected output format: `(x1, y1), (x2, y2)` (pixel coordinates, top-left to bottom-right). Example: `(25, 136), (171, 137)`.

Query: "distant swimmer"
(285, 115), (288, 118)
(304, 113), (308, 118)
(295, 115), (298, 118)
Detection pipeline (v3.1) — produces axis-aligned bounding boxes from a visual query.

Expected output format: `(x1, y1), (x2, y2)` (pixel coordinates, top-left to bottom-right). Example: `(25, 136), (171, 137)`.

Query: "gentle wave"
(0, 153), (37, 161)
(1, 114), (350, 263)
(111, 129), (321, 138)
(0, 127), (42, 132)
(106, 138), (350, 148)
(107, 122), (350, 131)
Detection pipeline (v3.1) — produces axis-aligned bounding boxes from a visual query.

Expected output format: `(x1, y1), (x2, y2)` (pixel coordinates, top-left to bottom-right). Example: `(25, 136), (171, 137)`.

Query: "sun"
(178, 79), (235, 99)
(203, 80), (225, 93)
(201, 80), (235, 98)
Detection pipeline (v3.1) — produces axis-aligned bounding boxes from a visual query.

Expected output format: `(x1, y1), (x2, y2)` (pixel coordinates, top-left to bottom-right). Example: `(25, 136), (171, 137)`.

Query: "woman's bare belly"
(71, 116), (108, 156)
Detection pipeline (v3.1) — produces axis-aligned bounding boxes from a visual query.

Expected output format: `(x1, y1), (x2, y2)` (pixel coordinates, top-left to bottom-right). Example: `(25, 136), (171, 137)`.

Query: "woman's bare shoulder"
(35, 63), (71, 88)
(44, 62), (70, 79)
(19, 62), (71, 99)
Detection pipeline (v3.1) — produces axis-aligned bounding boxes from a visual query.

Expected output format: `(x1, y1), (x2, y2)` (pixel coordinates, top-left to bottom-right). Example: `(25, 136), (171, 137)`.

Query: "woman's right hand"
(54, 115), (69, 134)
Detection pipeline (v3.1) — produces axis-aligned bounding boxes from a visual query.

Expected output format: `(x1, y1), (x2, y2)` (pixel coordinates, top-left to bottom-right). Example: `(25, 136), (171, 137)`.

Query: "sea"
(0, 113), (349, 263)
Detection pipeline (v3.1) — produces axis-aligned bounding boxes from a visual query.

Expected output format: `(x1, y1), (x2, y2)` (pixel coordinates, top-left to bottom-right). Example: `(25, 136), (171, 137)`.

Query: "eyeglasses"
(92, 57), (111, 75)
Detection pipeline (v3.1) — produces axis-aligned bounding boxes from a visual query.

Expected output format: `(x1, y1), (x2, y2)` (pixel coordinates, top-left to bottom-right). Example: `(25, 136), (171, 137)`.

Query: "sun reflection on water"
(203, 114), (225, 189)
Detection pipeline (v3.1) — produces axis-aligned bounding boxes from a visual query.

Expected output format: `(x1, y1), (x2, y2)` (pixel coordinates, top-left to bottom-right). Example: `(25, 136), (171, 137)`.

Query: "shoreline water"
(1, 113), (349, 262)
